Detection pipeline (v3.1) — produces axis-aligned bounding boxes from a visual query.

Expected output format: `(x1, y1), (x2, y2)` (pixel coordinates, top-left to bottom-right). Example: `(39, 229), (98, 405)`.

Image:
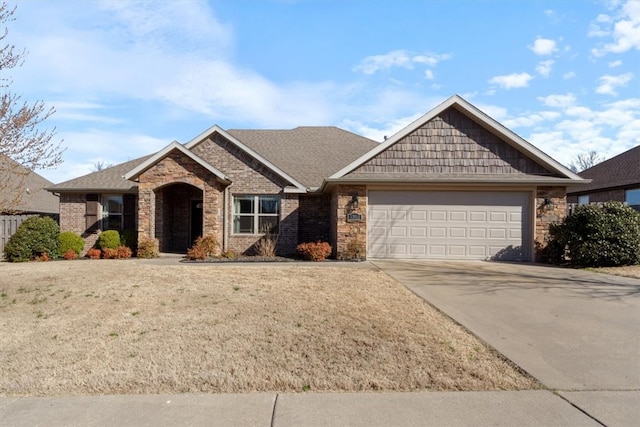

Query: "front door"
(190, 200), (203, 245)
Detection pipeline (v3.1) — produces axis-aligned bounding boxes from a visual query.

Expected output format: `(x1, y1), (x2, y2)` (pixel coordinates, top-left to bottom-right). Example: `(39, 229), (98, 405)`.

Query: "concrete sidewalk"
(0, 390), (601, 427)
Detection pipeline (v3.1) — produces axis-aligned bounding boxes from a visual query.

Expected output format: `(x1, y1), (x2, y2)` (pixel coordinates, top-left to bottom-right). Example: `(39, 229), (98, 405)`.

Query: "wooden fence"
(0, 214), (37, 256)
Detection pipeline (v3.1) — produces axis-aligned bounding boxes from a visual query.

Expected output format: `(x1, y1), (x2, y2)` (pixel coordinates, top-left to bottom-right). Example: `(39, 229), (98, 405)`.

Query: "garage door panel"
(410, 227), (426, 237)
(410, 211), (427, 221)
(368, 191), (530, 260)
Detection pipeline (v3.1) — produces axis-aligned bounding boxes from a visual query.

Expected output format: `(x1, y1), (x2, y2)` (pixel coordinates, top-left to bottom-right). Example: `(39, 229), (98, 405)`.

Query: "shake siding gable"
(352, 108), (554, 176)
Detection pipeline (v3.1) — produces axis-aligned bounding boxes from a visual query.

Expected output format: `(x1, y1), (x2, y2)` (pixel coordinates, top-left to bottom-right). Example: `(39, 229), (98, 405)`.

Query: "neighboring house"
(47, 95), (587, 261)
(0, 155), (60, 254)
(567, 145), (640, 210)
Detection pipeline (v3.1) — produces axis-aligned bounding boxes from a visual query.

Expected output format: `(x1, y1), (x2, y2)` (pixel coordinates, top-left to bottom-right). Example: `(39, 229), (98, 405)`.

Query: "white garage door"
(368, 191), (531, 260)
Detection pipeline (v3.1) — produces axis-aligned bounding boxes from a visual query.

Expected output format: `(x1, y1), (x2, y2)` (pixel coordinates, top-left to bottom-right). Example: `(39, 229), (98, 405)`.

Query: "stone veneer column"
(535, 186), (567, 258)
(333, 185), (367, 259)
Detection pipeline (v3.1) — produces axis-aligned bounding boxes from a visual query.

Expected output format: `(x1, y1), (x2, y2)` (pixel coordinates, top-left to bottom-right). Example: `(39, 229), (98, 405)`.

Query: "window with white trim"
(233, 195), (279, 234)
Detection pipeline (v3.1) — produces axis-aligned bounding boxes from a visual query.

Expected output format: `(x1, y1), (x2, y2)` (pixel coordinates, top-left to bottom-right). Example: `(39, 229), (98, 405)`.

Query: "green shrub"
(120, 229), (138, 251)
(297, 241), (332, 261)
(58, 231), (85, 257)
(98, 230), (121, 250)
(547, 202), (640, 267)
(136, 238), (159, 259)
(3, 216), (60, 262)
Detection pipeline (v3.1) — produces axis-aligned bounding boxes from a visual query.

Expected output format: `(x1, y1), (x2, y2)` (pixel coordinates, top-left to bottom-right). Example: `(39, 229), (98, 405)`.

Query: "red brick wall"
(298, 194), (331, 244)
(191, 135), (298, 255)
(137, 151), (225, 254)
(59, 193), (101, 252)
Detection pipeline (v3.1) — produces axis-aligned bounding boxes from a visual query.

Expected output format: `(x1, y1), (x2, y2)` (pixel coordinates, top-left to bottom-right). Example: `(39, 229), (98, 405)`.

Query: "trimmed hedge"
(3, 216), (60, 262)
(58, 231), (85, 257)
(98, 230), (121, 250)
(547, 202), (640, 267)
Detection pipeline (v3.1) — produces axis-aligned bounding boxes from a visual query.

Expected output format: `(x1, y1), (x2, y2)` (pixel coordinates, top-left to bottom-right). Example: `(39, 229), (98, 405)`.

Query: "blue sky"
(8, 0), (640, 183)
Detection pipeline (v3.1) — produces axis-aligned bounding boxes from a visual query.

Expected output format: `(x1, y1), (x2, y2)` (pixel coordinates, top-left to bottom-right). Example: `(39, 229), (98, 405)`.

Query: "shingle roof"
(47, 127), (377, 192)
(227, 127), (378, 188)
(1, 155), (59, 214)
(48, 155), (151, 192)
(567, 145), (640, 195)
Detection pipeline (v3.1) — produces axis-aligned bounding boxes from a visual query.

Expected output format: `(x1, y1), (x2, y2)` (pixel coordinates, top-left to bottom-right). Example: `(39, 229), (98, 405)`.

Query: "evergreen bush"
(3, 216), (59, 262)
(120, 229), (138, 251)
(547, 202), (640, 267)
(98, 230), (121, 250)
(58, 231), (85, 257)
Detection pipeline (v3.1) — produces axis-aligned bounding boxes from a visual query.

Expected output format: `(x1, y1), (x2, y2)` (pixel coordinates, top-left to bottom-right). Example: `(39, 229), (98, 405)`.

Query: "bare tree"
(569, 150), (604, 173)
(91, 160), (112, 172)
(0, 3), (64, 212)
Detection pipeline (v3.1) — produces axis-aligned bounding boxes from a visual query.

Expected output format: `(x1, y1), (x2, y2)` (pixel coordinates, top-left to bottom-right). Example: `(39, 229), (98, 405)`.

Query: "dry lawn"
(0, 260), (539, 396)
(590, 265), (640, 279)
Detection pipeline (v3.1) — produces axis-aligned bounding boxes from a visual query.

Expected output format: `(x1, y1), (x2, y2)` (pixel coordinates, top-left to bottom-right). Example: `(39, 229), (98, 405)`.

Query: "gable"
(191, 133), (295, 191)
(352, 107), (555, 176)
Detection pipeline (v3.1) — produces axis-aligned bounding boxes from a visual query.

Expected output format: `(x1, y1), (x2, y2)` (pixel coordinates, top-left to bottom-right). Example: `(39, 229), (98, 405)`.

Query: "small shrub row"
(136, 238), (159, 259)
(297, 241), (332, 261)
(186, 236), (219, 260)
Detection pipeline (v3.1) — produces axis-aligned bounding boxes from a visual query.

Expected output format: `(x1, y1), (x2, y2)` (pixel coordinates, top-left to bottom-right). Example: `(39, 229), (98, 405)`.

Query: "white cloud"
(609, 59), (623, 67)
(529, 37), (558, 55)
(342, 113), (424, 142)
(536, 60), (555, 77)
(424, 70), (434, 80)
(591, 1), (640, 56)
(563, 71), (577, 79)
(503, 111), (561, 128)
(488, 72), (534, 89)
(595, 73), (634, 96)
(352, 50), (451, 75)
(538, 93), (577, 108)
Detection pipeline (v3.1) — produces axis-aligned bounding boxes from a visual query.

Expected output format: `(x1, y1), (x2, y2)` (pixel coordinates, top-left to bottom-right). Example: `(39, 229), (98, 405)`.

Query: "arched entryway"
(154, 183), (203, 253)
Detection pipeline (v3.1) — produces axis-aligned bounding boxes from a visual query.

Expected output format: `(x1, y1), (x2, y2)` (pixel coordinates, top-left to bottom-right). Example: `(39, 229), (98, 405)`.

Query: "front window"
(626, 189), (640, 210)
(102, 194), (123, 231)
(578, 195), (589, 205)
(233, 195), (279, 234)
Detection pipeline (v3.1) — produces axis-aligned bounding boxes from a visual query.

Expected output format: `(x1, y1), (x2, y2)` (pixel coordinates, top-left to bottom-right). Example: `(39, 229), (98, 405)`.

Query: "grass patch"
(0, 261), (540, 396)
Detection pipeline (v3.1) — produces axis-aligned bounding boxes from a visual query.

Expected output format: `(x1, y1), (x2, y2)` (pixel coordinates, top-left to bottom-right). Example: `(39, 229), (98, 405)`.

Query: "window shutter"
(123, 194), (136, 230)
(86, 194), (99, 232)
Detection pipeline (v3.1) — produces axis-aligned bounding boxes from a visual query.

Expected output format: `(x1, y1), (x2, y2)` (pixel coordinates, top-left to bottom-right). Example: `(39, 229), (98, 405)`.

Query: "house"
(567, 145), (640, 210)
(47, 95), (587, 261)
(1, 155), (59, 254)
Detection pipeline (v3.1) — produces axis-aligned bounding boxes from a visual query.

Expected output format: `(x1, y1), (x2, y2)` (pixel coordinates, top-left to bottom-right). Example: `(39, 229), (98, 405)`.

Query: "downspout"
(223, 182), (233, 252)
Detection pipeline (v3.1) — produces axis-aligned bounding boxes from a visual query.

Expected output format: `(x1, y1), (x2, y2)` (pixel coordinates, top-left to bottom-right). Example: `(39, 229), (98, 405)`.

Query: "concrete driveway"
(373, 260), (640, 426)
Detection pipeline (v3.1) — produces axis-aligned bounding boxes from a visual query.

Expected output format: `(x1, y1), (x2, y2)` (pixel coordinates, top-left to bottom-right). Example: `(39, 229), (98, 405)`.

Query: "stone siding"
(535, 186), (567, 258)
(331, 185), (367, 259)
(354, 107), (553, 176)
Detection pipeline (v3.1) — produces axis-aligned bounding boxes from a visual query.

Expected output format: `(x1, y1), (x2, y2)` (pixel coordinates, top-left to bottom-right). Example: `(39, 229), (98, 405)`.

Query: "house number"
(347, 213), (363, 223)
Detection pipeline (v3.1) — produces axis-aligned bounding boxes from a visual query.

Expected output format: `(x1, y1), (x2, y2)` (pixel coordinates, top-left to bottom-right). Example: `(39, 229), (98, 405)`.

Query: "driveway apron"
(373, 260), (640, 426)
